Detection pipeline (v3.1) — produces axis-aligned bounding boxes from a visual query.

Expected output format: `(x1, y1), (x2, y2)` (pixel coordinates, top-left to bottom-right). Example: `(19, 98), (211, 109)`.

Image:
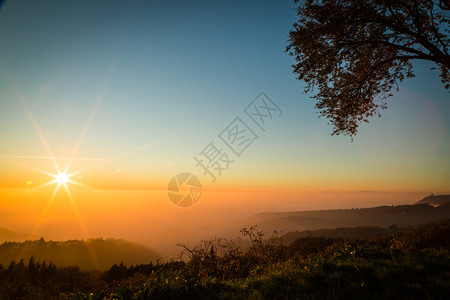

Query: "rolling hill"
(237, 201), (450, 236)
(0, 228), (38, 243)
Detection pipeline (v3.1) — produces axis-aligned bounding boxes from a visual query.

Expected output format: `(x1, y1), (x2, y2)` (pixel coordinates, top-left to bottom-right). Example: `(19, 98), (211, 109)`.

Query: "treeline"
(0, 238), (158, 270)
(0, 257), (99, 299)
(0, 220), (449, 299)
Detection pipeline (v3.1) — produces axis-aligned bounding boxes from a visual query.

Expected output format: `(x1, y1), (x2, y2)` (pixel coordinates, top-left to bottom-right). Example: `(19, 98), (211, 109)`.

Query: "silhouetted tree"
(286, 0), (449, 136)
(16, 259), (25, 279)
(27, 256), (36, 274)
(7, 260), (15, 273)
(103, 262), (129, 282)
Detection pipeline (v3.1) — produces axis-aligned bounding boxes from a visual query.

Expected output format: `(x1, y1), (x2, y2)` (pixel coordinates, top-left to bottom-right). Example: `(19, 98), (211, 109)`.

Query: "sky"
(0, 0), (449, 254)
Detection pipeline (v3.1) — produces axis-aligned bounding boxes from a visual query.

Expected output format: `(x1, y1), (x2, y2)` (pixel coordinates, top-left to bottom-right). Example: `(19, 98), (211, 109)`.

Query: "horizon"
(0, 190), (443, 259)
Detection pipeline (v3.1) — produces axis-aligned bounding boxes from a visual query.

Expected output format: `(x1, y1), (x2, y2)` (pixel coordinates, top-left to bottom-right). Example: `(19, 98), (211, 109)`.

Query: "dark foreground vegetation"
(1, 221), (449, 299)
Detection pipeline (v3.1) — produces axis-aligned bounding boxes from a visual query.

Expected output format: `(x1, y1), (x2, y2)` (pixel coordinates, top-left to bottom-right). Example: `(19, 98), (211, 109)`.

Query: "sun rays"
(2, 67), (90, 226)
(1, 67), (103, 269)
(1, 49), (131, 270)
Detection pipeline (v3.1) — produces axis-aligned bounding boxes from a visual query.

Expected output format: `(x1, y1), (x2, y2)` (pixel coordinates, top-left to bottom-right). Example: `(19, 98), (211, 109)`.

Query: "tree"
(286, 0), (449, 136)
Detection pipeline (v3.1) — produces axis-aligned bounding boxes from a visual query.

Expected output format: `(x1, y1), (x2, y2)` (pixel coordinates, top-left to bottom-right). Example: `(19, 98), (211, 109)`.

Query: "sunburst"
(33, 163), (85, 199)
(54, 171), (70, 185)
(36, 165), (85, 223)
(3, 62), (127, 270)
(48, 167), (81, 192)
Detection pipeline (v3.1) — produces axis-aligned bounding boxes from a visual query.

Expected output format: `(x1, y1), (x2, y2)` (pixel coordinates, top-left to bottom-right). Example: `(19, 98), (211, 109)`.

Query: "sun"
(42, 167), (85, 206)
(55, 171), (70, 185)
(49, 169), (78, 190)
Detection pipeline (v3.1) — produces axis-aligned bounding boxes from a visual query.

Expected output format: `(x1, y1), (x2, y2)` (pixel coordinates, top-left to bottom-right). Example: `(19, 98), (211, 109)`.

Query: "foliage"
(286, 0), (450, 136)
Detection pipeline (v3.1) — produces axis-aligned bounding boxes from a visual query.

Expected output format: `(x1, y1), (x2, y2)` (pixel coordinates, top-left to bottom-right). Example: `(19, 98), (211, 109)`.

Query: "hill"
(2, 221), (448, 299)
(0, 228), (38, 243)
(237, 203), (450, 235)
(0, 238), (159, 270)
(281, 225), (403, 245)
(416, 194), (450, 206)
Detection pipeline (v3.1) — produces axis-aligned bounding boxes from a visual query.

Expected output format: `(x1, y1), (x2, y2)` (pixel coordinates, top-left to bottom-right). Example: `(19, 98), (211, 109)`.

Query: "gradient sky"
(0, 1), (449, 250)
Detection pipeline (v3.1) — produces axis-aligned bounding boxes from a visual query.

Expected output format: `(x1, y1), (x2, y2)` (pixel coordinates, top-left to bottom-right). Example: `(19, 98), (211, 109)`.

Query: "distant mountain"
(416, 194), (450, 206)
(0, 238), (160, 270)
(0, 228), (38, 243)
(238, 203), (450, 236)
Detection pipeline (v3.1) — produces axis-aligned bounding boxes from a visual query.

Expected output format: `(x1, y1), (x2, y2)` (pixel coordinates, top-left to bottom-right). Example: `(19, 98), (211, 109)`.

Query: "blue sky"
(0, 0), (448, 196)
